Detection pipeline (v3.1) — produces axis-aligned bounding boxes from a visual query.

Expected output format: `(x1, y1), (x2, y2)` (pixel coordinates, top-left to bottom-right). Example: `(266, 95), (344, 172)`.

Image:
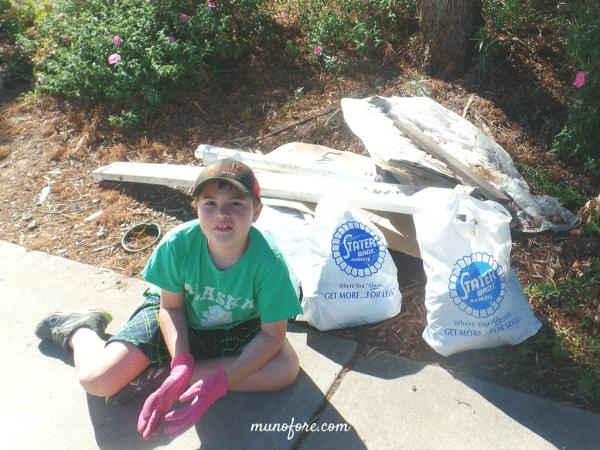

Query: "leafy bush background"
(290, 0), (417, 68)
(18, 0), (275, 126)
(0, 0), (35, 87)
(553, 0), (600, 171)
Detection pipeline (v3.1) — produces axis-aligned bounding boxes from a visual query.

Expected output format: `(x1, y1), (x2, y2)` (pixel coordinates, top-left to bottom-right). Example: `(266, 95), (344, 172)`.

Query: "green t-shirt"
(142, 219), (303, 330)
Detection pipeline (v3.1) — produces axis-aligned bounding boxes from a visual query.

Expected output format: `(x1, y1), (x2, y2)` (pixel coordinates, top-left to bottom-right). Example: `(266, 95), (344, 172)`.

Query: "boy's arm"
(159, 289), (190, 357)
(224, 319), (288, 386)
(162, 319), (289, 439)
(138, 289), (193, 439)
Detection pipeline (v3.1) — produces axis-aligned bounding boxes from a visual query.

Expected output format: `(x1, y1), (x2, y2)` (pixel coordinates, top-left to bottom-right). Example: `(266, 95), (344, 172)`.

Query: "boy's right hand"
(137, 352), (195, 440)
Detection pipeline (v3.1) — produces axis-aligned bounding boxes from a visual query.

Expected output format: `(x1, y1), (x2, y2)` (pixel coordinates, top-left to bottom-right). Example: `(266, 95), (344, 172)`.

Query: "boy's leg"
(36, 298), (167, 401)
(190, 339), (299, 392)
(71, 327), (151, 397)
(34, 308), (148, 396)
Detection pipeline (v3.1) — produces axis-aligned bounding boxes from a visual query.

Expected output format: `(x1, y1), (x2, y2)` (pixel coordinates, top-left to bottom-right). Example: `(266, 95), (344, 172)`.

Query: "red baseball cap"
(193, 158), (261, 202)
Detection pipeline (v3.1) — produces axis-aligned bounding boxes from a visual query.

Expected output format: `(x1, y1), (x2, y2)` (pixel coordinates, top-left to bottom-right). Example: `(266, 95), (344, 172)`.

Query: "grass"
(524, 258), (600, 401)
(515, 162), (585, 209)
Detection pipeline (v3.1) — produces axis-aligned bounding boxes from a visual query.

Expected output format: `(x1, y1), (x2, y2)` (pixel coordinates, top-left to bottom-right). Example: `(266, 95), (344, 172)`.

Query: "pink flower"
(114, 36), (122, 47)
(179, 13), (188, 22)
(573, 71), (585, 88)
(108, 53), (121, 65)
(207, 2), (216, 8)
(166, 36), (175, 43)
(57, 12), (64, 18)
(313, 45), (323, 56)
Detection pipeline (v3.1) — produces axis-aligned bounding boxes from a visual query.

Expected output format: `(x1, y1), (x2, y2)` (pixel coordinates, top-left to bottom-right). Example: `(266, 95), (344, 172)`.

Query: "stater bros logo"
(448, 252), (506, 318)
(331, 221), (385, 278)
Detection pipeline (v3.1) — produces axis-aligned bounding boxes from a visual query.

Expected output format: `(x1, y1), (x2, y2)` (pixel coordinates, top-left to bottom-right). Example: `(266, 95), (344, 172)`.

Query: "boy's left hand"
(137, 352), (195, 439)
(164, 369), (228, 440)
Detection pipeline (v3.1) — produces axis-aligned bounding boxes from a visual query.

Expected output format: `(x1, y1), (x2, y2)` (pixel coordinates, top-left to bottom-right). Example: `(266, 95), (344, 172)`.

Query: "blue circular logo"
(448, 252), (506, 318)
(331, 221), (385, 278)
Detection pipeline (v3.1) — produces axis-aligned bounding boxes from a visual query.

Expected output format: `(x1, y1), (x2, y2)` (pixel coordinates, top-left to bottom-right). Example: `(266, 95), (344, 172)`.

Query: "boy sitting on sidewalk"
(35, 158), (303, 440)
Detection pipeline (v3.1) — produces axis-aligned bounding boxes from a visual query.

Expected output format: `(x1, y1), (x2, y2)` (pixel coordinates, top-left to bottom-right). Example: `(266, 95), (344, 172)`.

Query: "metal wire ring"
(121, 222), (162, 253)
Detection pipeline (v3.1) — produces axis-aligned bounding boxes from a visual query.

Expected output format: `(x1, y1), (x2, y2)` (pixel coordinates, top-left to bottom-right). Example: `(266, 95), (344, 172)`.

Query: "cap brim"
(192, 177), (254, 199)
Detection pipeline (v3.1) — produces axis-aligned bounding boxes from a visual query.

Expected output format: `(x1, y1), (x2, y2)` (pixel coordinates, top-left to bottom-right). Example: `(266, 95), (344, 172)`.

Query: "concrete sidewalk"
(1, 239), (599, 450)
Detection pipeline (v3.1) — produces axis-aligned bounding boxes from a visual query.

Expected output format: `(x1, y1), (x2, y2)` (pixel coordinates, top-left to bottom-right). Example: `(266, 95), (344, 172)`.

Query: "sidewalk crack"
(325, 342), (363, 401)
(290, 343), (363, 450)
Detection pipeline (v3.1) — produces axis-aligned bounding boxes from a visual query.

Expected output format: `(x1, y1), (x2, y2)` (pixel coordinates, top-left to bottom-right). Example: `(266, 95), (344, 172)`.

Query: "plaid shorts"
(107, 292), (261, 365)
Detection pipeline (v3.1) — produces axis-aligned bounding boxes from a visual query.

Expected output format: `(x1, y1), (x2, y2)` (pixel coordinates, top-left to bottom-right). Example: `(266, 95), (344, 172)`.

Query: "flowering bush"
(107, 53), (121, 65)
(0, 0), (36, 87)
(19, 0), (275, 127)
(553, 1), (600, 172)
(573, 71), (585, 89)
(291, 0), (417, 70)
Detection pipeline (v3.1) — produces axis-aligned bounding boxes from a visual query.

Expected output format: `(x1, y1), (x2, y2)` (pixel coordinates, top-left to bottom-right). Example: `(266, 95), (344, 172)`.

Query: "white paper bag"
(414, 194), (541, 356)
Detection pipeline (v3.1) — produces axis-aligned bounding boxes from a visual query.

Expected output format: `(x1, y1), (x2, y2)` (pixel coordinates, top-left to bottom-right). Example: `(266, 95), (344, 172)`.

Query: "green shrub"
(525, 275), (595, 311)
(515, 162), (584, 209)
(18, 0), (275, 127)
(291, 0), (417, 69)
(0, 0), (37, 87)
(472, 25), (501, 73)
(0, 0), (14, 24)
(553, 0), (600, 171)
(482, 0), (543, 34)
(1, 0), (25, 36)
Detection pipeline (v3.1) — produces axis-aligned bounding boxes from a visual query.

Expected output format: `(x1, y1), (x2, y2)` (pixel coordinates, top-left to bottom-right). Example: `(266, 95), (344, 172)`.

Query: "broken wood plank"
(93, 162), (201, 189)
(383, 157), (462, 188)
(393, 118), (510, 205)
(92, 161), (457, 215)
(357, 209), (422, 259)
(196, 143), (379, 182)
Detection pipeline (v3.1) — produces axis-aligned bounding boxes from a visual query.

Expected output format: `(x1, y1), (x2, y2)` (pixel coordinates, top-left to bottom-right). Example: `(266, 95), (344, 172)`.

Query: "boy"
(35, 158), (303, 440)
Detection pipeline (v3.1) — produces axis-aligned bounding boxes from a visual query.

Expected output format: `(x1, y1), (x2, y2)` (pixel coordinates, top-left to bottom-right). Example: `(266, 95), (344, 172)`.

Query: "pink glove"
(137, 352), (195, 440)
(163, 369), (228, 440)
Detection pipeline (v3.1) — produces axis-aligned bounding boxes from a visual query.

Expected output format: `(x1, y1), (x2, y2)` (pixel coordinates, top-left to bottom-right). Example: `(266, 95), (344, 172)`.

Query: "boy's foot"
(35, 309), (113, 352)
(106, 364), (170, 406)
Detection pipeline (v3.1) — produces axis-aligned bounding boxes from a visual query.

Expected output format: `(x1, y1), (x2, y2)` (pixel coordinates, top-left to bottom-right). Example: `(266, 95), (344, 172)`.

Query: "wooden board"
(267, 142), (378, 179)
(92, 161), (455, 216)
(393, 119), (510, 204)
(92, 142), (471, 258)
(357, 209), (421, 259)
(92, 162), (201, 189)
(196, 142), (379, 182)
(267, 144), (422, 258)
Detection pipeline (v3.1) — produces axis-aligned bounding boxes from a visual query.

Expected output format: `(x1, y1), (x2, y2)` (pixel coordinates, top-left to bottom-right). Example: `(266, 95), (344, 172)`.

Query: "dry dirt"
(1, 27), (600, 413)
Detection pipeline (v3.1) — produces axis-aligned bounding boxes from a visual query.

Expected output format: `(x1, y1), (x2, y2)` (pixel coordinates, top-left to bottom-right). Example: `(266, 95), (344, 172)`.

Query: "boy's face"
(196, 181), (262, 255)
